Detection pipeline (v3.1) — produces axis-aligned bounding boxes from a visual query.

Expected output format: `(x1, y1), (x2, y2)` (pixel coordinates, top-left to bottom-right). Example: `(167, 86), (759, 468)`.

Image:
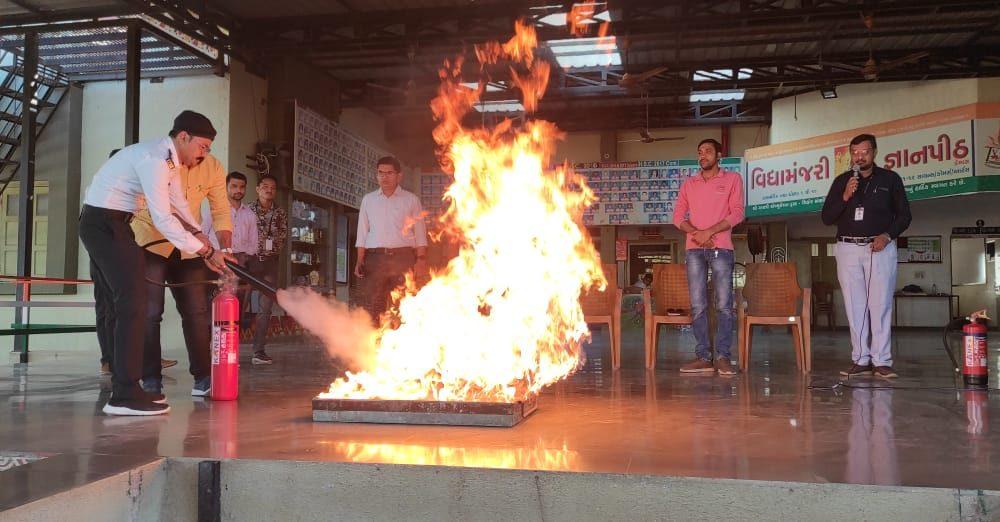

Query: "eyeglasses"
(188, 136), (211, 154)
(376, 170), (398, 177)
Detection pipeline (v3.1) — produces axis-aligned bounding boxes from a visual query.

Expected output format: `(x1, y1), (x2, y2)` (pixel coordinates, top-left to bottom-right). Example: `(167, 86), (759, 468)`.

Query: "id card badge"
(265, 238), (273, 251)
(854, 207), (865, 221)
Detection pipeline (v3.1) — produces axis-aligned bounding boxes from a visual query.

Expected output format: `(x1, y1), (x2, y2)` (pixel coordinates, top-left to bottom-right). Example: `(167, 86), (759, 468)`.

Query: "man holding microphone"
(821, 133), (911, 379)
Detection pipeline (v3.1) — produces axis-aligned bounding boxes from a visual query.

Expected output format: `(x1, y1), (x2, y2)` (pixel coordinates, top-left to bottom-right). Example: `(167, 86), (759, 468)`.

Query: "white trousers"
(835, 240), (897, 366)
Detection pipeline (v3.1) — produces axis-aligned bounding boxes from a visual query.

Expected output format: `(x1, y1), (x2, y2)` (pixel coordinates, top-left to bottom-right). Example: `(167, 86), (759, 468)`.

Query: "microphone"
(851, 163), (861, 203)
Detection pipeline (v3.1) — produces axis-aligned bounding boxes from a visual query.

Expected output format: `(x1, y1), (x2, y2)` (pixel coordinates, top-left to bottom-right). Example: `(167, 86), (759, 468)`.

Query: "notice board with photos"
(418, 172), (449, 224)
(293, 102), (382, 209)
(897, 235), (943, 263)
(578, 158), (744, 226)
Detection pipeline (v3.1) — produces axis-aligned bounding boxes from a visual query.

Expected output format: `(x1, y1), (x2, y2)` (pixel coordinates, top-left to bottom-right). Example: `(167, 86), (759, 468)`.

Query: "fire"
(318, 22), (604, 402)
(324, 441), (579, 471)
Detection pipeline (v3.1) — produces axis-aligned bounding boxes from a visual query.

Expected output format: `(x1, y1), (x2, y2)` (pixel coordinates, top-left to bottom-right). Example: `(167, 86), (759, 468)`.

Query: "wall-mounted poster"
(897, 235), (943, 263)
(336, 214), (349, 283)
(293, 102), (383, 208)
(578, 158), (743, 226)
(974, 115), (1000, 191)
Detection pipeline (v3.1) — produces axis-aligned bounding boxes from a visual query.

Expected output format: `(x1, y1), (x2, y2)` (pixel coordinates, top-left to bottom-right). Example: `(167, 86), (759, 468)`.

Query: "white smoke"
(276, 287), (378, 371)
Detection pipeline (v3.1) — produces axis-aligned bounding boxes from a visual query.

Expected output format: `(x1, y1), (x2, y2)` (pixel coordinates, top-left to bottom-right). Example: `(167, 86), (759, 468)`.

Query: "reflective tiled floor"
(1, 323), (999, 500)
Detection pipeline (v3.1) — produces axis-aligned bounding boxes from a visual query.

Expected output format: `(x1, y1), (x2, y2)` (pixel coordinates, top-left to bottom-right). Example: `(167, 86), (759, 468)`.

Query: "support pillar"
(125, 23), (141, 145)
(14, 31), (38, 362)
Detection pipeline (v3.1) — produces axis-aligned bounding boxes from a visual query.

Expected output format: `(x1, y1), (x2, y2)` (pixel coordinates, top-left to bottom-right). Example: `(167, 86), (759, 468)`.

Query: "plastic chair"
(811, 281), (836, 329)
(738, 263), (812, 373)
(581, 263), (623, 369)
(642, 263), (693, 370)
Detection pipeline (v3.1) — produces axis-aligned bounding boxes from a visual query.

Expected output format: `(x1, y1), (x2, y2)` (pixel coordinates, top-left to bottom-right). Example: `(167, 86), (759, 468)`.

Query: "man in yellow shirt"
(132, 127), (232, 398)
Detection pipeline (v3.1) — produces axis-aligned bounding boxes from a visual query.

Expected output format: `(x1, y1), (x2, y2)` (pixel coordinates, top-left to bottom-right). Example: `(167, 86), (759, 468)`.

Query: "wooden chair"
(811, 281), (836, 329)
(738, 263), (812, 373)
(582, 264), (623, 369)
(643, 263), (693, 370)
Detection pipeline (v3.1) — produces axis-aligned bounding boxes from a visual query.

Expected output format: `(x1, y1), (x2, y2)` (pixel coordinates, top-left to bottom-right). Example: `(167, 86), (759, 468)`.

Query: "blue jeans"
(685, 248), (735, 361)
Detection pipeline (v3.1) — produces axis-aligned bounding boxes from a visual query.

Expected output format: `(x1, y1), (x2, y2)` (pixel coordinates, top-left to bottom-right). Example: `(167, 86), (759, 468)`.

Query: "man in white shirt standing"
(355, 156), (428, 324)
(202, 171), (259, 263)
(202, 171), (258, 330)
(79, 110), (231, 416)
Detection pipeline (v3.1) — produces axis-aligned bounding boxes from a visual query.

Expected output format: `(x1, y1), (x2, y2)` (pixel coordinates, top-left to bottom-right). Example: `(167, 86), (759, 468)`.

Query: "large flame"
(318, 22), (604, 402)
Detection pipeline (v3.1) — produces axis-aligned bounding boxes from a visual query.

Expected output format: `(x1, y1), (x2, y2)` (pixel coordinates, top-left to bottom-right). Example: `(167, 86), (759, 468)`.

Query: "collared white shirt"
(356, 187), (428, 249)
(83, 137), (203, 254)
(201, 201), (259, 254)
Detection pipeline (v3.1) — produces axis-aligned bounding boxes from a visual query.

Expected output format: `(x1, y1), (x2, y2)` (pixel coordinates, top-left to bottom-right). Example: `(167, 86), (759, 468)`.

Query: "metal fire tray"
(312, 395), (537, 427)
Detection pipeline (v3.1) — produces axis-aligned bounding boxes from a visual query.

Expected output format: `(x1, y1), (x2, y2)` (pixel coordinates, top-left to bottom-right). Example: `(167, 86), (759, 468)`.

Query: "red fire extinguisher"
(211, 283), (240, 400)
(962, 310), (990, 388)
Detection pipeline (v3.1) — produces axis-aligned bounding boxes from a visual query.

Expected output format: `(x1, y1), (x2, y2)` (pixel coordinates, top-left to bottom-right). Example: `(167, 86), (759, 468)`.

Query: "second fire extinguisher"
(962, 310), (990, 388)
(211, 279), (240, 400)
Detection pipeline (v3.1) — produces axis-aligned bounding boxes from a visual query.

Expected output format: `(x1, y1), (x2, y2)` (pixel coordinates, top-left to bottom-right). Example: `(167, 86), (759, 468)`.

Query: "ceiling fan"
(616, 35), (670, 91)
(838, 11), (930, 81)
(618, 93), (684, 144)
(619, 65), (670, 90)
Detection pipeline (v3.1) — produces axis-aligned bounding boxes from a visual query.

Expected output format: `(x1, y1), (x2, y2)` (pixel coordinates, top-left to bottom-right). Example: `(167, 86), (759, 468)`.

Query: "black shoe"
(102, 398), (170, 416)
(839, 363), (874, 377)
(252, 351), (273, 365)
(874, 366), (898, 379)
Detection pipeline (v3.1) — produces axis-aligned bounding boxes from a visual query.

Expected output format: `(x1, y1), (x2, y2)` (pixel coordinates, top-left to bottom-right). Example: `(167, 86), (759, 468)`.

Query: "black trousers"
(143, 249), (215, 381)
(91, 258), (113, 365)
(362, 249), (416, 324)
(246, 255), (278, 352)
(79, 205), (146, 399)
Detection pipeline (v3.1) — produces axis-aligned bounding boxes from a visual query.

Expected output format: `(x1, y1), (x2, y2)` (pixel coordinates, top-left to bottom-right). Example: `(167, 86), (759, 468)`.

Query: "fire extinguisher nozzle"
(225, 260), (278, 299)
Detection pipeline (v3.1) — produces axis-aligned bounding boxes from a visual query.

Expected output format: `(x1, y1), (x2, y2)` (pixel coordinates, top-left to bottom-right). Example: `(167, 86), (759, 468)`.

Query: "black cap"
(171, 110), (217, 141)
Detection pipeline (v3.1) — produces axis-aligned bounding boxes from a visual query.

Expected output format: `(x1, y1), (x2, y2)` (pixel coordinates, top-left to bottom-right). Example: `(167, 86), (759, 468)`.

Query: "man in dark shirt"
(821, 133), (912, 379)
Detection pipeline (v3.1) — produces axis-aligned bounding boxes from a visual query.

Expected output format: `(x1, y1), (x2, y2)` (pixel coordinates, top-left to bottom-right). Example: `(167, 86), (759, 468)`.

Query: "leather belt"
(367, 247), (414, 255)
(82, 204), (133, 224)
(838, 236), (875, 245)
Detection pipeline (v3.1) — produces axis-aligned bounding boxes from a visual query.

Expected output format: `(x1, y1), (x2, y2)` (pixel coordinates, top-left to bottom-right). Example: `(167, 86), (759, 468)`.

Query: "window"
(546, 36), (621, 69)
(689, 89), (745, 103)
(692, 68), (753, 81)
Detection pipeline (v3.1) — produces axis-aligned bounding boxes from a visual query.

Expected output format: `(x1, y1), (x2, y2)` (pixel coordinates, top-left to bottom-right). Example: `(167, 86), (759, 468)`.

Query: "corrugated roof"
(0, 24), (215, 80)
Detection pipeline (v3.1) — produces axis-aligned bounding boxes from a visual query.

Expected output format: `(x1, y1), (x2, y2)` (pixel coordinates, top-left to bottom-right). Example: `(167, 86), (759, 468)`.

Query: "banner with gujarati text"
(745, 103), (1000, 217)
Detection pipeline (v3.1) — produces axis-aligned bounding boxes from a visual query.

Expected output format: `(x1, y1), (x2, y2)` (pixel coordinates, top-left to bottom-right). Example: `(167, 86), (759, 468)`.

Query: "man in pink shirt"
(672, 139), (746, 375)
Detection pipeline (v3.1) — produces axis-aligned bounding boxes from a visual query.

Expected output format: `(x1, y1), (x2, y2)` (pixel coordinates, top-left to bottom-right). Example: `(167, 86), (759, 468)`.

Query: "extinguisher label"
(212, 323), (238, 366)
(212, 325), (221, 365)
(964, 334), (988, 375)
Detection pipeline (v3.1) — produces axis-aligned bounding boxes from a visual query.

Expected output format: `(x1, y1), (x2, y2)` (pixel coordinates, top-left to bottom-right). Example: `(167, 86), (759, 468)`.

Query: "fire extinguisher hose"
(140, 262), (277, 298)
(942, 317), (969, 373)
(145, 278), (222, 288)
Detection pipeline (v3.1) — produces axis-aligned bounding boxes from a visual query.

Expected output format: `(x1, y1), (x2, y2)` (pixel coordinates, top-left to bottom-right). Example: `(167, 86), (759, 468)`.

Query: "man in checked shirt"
(247, 175), (288, 365)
